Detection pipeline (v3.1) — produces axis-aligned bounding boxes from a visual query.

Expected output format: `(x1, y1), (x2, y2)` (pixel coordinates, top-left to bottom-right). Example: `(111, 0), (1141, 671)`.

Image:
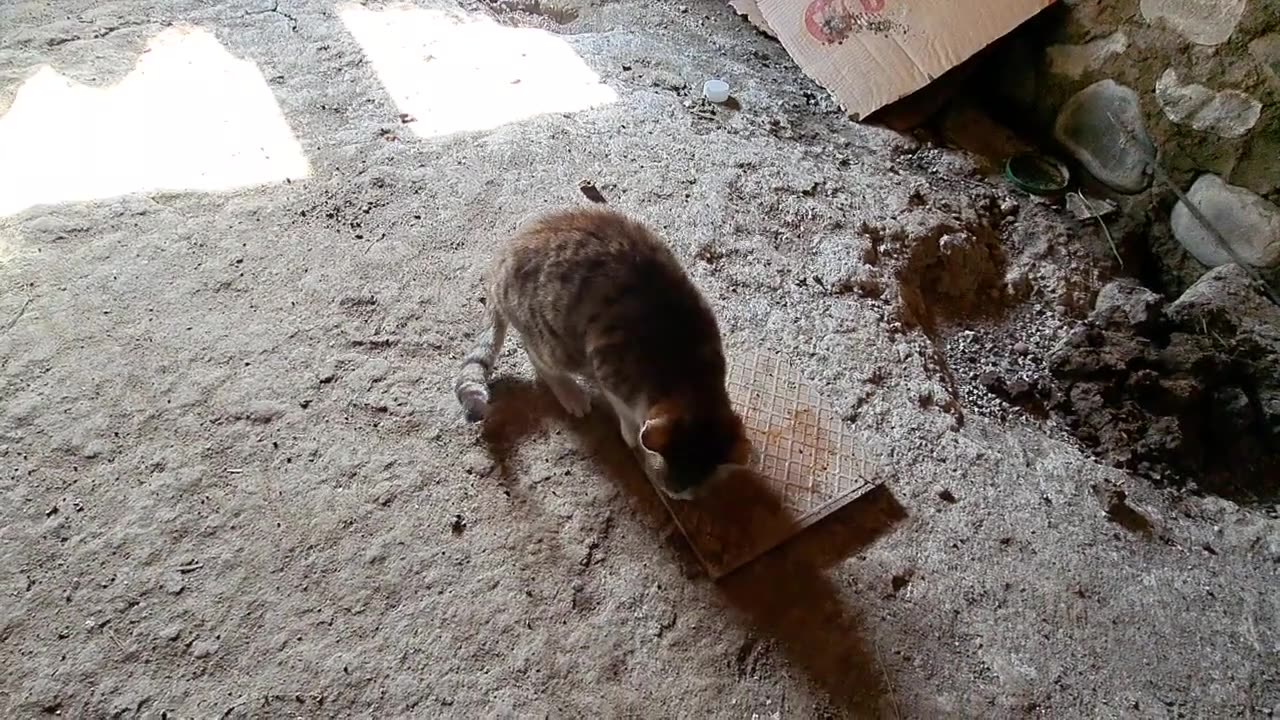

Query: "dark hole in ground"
(925, 39), (1280, 503)
(1045, 273), (1278, 501)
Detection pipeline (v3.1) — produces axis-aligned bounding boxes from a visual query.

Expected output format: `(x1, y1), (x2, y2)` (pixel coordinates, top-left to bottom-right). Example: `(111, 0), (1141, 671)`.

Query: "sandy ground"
(1, 0), (1278, 717)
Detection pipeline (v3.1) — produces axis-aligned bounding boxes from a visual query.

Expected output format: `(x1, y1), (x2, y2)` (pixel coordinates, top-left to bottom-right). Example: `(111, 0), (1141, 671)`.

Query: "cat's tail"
(454, 304), (508, 422)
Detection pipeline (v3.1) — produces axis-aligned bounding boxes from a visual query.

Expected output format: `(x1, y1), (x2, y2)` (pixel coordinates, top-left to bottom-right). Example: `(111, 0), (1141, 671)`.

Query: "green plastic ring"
(1005, 153), (1071, 196)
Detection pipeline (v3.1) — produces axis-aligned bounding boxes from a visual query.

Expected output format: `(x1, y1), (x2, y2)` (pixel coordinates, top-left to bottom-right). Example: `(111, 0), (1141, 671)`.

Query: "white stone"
(1156, 69), (1262, 138)
(1054, 80), (1155, 194)
(1172, 174), (1280, 268)
(1047, 32), (1129, 79)
(1140, 0), (1246, 46)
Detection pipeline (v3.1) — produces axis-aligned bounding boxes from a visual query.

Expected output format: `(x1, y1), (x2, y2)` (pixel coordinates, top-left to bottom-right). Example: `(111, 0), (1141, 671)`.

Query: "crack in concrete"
(247, 0), (299, 32)
(3, 299), (32, 334)
(30, 19), (159, 51)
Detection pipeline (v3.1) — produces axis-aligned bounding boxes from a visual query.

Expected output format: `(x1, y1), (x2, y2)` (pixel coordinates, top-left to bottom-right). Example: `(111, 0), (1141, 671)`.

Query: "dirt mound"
(1048, 269), (1280, 499)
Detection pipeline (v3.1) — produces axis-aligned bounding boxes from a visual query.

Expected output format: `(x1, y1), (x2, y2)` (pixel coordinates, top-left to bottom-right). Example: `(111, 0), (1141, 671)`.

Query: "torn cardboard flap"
(730, 0), (775, 37)
(735, 0), (1055, 119)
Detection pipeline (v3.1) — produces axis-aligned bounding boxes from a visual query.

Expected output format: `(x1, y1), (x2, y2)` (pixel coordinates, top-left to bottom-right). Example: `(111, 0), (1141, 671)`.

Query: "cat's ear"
(639, 416), (673, 456)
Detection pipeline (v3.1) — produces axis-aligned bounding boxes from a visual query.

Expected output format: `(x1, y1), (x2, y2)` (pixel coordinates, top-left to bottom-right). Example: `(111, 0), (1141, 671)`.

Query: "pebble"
(161, 625), (181, 641)
(462, 450), (495, 477)
(650, 70), (687, 92)
(80, 440), (107, 459)
(191, 639), (219, 658)
(1091, 280), (1164, 330)
(238, 400), (289, 424)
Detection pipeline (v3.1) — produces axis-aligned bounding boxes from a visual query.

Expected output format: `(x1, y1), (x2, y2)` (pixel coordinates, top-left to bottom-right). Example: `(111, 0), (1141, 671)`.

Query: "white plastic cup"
(702, 79), (731, 103)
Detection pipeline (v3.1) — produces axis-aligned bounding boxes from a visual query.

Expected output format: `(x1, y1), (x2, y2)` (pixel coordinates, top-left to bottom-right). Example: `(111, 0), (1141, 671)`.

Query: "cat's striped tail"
(454, 306), (507, 422)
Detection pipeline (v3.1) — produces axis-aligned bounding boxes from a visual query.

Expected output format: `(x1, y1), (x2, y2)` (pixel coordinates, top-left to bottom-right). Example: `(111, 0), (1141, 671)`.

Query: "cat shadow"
(479, 376), (908, 715)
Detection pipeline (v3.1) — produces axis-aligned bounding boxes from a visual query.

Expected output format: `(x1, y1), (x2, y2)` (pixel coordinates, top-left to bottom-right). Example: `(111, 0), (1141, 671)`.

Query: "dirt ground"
(1, 0), (1278, 717)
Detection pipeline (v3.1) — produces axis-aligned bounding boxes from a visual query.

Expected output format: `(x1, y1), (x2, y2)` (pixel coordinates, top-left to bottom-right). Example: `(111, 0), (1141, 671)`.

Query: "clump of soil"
(1047, 270), (1280, 499)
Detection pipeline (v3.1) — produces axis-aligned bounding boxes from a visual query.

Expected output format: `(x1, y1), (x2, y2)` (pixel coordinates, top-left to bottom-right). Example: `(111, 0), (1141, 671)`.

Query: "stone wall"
(990, 0), (1279, 291)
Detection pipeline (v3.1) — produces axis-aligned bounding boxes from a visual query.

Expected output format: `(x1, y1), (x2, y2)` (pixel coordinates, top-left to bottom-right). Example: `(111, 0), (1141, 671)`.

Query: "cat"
(454, 206), (750, 499)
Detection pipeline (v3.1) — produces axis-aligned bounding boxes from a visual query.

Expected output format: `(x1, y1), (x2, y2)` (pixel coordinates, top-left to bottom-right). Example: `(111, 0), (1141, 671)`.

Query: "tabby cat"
(454, 207), (750, 499)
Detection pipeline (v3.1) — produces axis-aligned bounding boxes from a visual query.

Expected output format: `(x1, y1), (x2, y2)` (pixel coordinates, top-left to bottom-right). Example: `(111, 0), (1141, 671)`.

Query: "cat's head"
(639, 398), (752, 500)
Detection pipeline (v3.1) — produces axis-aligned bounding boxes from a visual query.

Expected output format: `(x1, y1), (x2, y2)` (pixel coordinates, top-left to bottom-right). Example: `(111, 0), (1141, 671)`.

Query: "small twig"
(1201, 318), (1234, 355)
(1075, 191), (1122, 268)
(175, 562), (205, 573)
(104, 627), (126, 652)
(874, 638), (902, 720)
(3, 298), (31, 333)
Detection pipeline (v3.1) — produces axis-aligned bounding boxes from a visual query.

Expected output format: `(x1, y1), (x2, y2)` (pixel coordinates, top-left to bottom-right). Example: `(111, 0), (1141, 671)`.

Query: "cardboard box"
(730, 0), (775, 37)
(732, 0), (1055, 120)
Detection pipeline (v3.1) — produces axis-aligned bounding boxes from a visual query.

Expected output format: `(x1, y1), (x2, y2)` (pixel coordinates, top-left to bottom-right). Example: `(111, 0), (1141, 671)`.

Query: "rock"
(235, 400), (289, 424)
(1155, 69), (1262, 139)
(1090, 280), (1164, 334)
(1046, 32), (1128, 79)
(1005, 378), (1037, 402)
(979, 370), (1005, 394)
(1168, 264), (1280, 338)
(649, 70), (687, 92)
(980, 371), (1048, 409)
(1139, 0), (1246, 46)
(1171, 175), (1280, 268)
(1161, 265), (1279, 490)
(1049, 292), (1271, 491)
(191, 639), (219, 658)
(79, 440), (108, 459)
(1231, 119), (1280, 196)
(1054, 81), (1155, 194)
(1250, 34), (1280, 88)
(1156, 332), (1218, 374)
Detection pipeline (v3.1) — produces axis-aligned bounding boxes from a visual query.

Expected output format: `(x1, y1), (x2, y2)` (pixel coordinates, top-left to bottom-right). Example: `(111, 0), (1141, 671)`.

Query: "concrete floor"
(1, 0), (1276, 717)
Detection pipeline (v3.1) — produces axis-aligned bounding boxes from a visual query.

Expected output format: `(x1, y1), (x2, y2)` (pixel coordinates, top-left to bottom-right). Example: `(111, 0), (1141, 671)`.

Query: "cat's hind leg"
(527, 351), (591, 418)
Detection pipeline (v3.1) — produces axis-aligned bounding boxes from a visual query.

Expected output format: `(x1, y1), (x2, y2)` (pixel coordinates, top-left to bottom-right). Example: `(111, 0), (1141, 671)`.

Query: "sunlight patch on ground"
(0, 26), (310, 217)
(338, 2), (617, 138)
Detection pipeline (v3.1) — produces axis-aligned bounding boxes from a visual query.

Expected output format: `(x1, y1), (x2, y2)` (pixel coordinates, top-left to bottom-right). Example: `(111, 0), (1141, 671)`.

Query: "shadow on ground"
(480, 375), (908, 714)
